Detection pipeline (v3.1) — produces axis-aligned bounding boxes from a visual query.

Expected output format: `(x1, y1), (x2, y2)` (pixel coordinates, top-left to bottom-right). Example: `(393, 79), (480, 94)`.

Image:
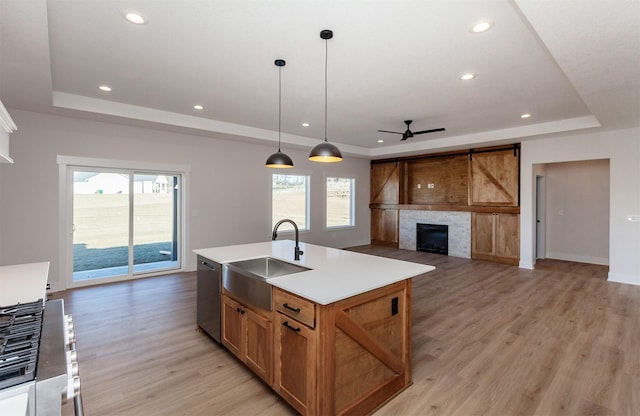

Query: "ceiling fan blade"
(377, 130), (403, 135)
(413, 128), (446, 135)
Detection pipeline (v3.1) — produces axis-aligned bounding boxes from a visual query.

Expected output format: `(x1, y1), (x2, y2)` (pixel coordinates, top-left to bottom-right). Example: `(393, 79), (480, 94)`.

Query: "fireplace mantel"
(370, 203), (520, 214)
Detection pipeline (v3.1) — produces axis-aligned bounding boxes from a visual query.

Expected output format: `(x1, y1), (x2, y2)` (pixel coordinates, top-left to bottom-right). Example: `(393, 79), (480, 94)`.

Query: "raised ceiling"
(1, 0), (638, 159)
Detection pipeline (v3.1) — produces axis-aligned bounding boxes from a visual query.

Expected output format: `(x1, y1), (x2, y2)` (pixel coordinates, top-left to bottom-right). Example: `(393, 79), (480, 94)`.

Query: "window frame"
(270, 172), (311, 233)
(325, 175), (356, 230)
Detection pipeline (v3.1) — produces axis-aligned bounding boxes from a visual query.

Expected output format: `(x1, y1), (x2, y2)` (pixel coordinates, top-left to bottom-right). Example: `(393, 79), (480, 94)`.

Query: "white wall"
(545, 159), (610, 265)
(0, 110), (371, 290)
(521, 128), (640, 285)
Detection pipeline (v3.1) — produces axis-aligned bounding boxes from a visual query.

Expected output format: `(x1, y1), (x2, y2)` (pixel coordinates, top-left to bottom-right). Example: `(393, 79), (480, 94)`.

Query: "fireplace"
(416, 223), (448, 255)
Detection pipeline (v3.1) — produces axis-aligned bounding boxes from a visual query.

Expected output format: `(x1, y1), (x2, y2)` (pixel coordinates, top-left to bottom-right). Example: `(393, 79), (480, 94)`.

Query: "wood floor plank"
(52, 247), (639, 415)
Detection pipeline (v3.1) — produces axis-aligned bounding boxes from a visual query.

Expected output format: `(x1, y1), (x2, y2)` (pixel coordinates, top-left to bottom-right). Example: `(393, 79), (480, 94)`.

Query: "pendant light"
(309, 29), (343, 163)
(266, 59), (294, 168)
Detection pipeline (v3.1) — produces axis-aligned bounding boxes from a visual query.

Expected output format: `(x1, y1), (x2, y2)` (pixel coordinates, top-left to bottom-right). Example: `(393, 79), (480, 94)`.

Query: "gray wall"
(545, 159), (610, 264)
(0, 110), (371, 290)
(520, 128), (640, 285)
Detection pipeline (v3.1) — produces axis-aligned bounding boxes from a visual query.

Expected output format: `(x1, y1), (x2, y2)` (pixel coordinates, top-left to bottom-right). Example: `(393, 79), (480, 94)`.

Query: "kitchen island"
(194, 241), (434, 415)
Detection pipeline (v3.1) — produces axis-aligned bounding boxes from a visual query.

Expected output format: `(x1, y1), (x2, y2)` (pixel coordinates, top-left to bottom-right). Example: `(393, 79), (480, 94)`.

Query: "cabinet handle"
(282, 321), (301, 332)
(236, 307), (245, 315)
(282, 303), (301, 313)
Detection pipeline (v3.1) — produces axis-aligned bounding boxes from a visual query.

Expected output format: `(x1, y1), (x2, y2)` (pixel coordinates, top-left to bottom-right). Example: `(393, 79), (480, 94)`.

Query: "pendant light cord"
(324, 37), (328, 142)
(278, 65), (282, 151)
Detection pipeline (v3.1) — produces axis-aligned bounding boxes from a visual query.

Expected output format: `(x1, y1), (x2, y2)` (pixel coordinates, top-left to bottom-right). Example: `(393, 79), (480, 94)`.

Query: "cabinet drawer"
(274, 289), (315, 328)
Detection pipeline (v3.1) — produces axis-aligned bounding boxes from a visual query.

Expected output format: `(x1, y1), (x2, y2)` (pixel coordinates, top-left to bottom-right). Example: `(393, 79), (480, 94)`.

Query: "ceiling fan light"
(265, 151), (294, 168)
(308, 141), (343, 162)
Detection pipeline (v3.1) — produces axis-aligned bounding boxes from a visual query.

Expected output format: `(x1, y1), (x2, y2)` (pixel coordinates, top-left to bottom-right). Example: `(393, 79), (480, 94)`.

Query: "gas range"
(0, 299), (83, 416)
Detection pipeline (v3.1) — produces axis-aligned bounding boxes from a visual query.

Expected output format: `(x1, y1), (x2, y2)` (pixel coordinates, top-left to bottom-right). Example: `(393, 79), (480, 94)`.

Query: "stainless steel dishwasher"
(196, 256), (222, 343)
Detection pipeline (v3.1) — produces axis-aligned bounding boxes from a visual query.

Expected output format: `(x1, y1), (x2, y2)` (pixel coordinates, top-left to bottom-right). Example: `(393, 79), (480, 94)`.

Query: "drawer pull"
(282, 303), (301, 313)
(282, 321), (301, 332)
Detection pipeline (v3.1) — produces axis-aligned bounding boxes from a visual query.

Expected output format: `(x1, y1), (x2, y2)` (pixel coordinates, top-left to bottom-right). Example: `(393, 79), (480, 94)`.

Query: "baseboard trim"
(608, 272), (640, 286)
(546, 252), (609, 266)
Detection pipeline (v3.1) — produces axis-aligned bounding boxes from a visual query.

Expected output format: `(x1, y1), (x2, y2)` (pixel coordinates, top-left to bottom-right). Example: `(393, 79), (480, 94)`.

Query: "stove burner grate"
(0, 299), (43, 390)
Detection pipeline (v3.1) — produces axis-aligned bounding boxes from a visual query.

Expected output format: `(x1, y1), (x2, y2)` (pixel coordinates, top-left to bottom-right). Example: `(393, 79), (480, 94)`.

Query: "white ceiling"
(1, 0), (638, 159)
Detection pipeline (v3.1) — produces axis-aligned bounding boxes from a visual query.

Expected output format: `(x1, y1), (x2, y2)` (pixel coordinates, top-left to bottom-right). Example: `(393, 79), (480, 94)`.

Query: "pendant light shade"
(266, 59), (294, 168)
(309, 30), (342, 163)
(265, 150), (294, 167)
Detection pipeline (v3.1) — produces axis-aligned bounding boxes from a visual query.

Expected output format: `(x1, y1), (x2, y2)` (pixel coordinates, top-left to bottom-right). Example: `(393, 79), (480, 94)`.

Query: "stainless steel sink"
(222, 257), (310, 310)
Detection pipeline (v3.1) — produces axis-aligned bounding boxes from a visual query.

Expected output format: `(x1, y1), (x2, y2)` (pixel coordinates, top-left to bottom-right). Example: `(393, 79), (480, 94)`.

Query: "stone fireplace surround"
(399, 210), (471, 258)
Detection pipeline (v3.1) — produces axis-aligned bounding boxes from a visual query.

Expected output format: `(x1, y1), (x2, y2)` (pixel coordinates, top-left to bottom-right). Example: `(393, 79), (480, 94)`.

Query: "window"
(326, 176), (355, 228)
(272, 174), (310, 231)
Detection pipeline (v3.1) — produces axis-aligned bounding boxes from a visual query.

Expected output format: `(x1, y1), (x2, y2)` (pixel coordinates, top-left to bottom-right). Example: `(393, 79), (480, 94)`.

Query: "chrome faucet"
(272, 219), (304, 261)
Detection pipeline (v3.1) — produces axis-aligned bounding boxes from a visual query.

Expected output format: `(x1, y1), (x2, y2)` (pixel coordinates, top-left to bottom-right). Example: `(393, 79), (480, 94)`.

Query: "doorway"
(535, 175), (546, 259)
(67, 166), (182, 284)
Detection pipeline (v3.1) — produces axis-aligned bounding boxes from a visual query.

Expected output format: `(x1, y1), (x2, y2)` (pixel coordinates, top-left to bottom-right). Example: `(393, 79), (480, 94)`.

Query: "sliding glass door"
(71, 168), (181, 282)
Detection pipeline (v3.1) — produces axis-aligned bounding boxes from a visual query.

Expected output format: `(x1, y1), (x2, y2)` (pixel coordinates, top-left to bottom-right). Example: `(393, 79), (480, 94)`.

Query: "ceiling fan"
(378, 120), (445, 141)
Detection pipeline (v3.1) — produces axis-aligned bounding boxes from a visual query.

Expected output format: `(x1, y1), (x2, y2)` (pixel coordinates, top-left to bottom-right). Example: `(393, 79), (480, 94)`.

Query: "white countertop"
(0, 262), (50, 306)
(194, 241), (434, 305)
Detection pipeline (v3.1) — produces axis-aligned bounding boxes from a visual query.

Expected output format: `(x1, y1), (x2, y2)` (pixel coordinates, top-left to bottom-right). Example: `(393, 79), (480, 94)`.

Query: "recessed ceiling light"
(124, 12), (146, 25)
(521, 113), (531, 118)
(98, 85), (112, 92)
(472, 21), (493, 33)
(460, 73), (476, 81)
(301, 122), (309, 127)
(377, 139), (384, 143)
(193, 105), (204, 110)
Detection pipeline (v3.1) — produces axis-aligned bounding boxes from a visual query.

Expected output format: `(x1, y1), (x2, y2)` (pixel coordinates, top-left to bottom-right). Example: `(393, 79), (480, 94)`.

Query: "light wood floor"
(53, 247), (639, 416)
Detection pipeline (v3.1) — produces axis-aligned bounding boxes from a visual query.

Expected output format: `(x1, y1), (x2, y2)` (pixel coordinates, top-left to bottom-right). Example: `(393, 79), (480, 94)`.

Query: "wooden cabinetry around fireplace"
(370, 145), (520, 263)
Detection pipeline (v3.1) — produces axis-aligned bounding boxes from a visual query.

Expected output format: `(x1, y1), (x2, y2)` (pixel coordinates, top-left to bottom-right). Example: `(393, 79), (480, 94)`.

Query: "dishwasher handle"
(200, 260), (217, 272)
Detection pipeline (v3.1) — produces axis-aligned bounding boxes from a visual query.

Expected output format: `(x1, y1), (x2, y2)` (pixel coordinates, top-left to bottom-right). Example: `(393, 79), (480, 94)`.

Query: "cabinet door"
(244, 308), (273, 385)
(495, 213), (520, 261)
(471, 212), (495, 258)
(472, 212), (520, 265)
(221, 295), (244, 359)
(274, 313), (316, 415)
(470, 149), (519, 206)
(370, 162), (399, 204)
(371, 208), (399, 246)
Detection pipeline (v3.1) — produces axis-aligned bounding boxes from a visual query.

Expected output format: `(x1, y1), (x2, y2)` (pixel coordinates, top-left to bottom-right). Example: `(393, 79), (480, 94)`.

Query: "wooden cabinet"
(273, 289), (317, 415)
(370, 161), (400, 204)
(371, 208), (399, 247)
(274, 312), (317, 414)
(469, 148), (519, 206)
(472, 212), (520, 265)
(221, 293), (273, 385)
(273, 282), (412, 416)
(370, 162), (400, 247)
